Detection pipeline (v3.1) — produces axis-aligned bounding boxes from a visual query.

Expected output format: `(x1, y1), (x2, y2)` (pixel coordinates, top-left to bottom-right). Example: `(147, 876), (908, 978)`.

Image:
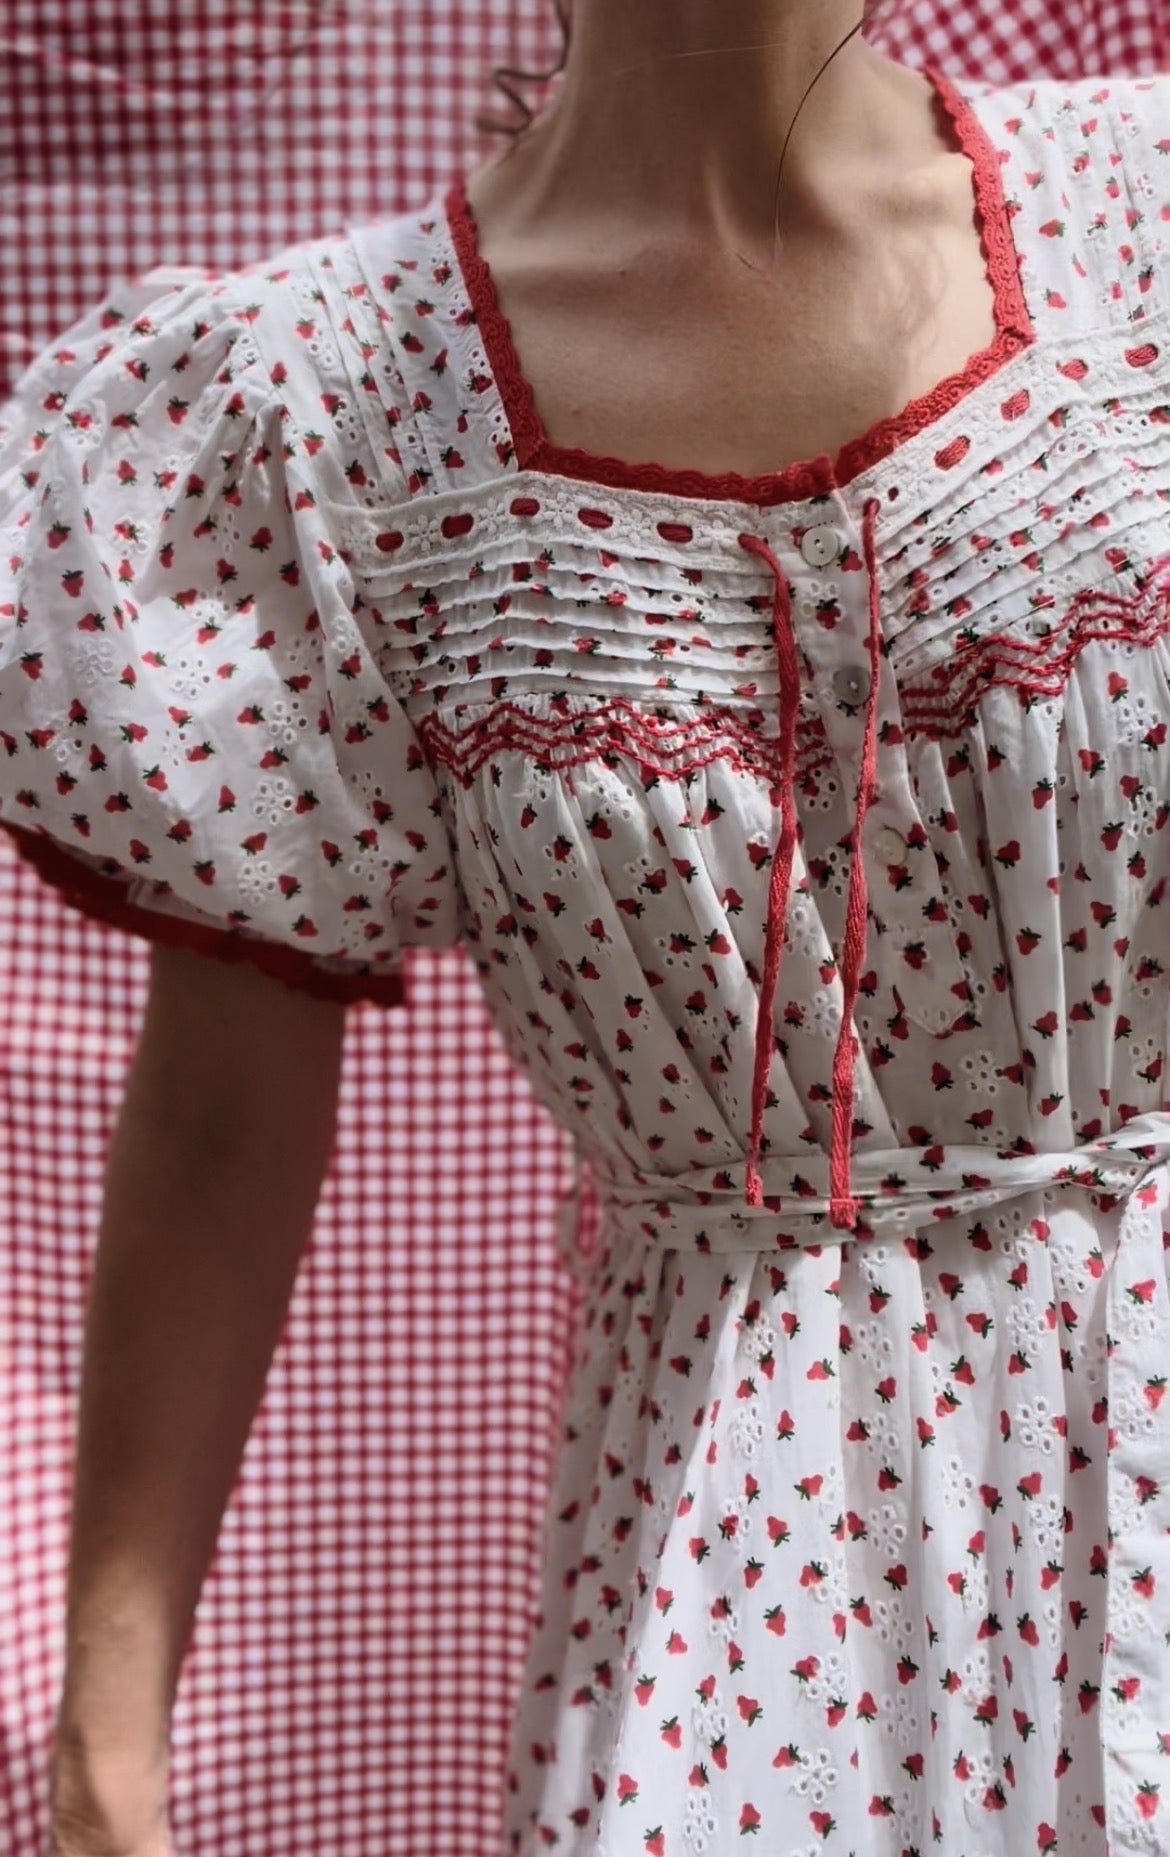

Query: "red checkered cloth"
(1, 4), (1166, 1855)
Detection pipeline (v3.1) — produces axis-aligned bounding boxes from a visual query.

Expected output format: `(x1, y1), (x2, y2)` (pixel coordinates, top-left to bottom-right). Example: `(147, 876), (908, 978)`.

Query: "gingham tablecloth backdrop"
(1, 4), (1166, 1854)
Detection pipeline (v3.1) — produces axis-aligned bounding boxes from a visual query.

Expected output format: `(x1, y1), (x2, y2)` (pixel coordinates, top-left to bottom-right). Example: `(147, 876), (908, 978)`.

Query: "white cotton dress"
(2, 62), (1170, 1857)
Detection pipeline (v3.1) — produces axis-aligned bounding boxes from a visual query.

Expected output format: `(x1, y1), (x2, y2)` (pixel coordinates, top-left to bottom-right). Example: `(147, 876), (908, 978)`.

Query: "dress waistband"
(567, 1114), (1170, 1256)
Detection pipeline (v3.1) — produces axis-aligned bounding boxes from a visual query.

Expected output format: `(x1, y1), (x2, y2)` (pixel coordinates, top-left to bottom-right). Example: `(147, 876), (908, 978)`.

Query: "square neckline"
(443, 63), (1036, 510)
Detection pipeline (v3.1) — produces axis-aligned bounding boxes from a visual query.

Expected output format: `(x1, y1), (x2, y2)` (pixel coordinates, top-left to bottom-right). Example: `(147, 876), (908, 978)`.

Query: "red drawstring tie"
(738, 498), (883, 1234)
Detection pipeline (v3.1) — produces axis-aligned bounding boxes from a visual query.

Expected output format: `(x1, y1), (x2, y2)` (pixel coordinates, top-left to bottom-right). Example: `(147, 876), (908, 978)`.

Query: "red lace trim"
(0, 820), (406, 1009)
(444, 63), (1035, 508)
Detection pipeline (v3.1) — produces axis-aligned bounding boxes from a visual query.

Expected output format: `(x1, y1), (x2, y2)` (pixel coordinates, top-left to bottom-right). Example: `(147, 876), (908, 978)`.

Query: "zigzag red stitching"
(419, 564), (1170, 775)
(419, 695), (836, 789)
(900, 557), (1170, 737)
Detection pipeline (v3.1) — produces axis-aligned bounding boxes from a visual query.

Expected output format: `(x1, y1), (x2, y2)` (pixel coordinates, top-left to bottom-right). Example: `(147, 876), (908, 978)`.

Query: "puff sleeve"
(0, 261), (464, 1007)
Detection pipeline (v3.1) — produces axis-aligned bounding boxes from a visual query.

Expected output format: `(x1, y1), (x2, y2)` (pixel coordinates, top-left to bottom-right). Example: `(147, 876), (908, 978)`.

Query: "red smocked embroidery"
(421, 560), (1170, 784)
(899, 556), (1170, 735)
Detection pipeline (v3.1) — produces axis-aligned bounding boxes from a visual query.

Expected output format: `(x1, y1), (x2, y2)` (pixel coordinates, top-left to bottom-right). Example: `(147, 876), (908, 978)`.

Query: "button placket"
(786, 509), (970, 1037)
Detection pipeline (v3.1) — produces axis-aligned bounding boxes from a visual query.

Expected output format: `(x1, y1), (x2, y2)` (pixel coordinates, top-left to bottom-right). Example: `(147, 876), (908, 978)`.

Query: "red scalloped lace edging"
(0, 819), (406, 1009)
(927, 64), (1035, 346)
(444, 63), (1036, 508)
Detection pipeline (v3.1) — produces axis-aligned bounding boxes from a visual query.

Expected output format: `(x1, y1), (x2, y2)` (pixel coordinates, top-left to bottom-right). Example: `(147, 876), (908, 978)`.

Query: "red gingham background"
(2, 5), (1166, 1855)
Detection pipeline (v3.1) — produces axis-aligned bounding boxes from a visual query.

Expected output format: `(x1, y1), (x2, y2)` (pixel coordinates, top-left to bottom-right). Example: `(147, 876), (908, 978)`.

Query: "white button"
(872, 825), (909, 863)
(832, 663), (871, 705)
(800, 524), (842, 569)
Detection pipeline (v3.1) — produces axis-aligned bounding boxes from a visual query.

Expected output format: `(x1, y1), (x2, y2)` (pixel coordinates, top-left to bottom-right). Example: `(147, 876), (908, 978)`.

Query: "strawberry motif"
(5, 77), (1170, 1857)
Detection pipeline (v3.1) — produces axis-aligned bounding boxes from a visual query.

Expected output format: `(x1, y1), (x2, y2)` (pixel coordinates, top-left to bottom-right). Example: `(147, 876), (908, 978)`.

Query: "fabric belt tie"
(583, 1120), (1170, 1257)
(737, 499), (883, 1234)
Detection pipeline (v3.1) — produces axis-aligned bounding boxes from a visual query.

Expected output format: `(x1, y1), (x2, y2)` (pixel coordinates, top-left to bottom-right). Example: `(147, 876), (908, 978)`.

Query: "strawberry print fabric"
(0, 248), (466, 1005)
(4, 61), (1170, 1857)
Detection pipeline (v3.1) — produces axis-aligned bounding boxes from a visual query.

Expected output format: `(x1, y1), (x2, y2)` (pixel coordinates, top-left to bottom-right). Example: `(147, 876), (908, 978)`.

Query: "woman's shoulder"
(956, 63), (1169, 141)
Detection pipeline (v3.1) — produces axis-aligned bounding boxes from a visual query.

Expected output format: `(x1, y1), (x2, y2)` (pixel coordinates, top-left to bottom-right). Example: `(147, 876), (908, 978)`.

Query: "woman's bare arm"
(47, 941), (349, 1852)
